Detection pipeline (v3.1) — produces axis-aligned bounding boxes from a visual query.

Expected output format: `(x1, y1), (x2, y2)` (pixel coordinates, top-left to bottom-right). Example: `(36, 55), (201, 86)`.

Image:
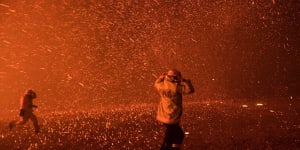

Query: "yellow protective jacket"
(154, 75), (194, 124)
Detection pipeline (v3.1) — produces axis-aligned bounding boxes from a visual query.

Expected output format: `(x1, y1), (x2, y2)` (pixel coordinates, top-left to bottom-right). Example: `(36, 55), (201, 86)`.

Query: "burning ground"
(0, 1), (299, 149)
(0, 98), (299, 149)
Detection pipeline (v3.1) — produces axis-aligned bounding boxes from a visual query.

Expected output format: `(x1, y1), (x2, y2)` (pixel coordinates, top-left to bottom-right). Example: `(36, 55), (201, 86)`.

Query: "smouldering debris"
(256, 103), (264, 106)
(242, 105), (248, 108)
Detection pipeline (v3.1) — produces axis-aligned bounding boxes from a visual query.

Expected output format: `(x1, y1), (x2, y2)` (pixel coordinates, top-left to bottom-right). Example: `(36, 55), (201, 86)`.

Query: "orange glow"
(242, 105), (248, 108)
(256, 103), (263, 106)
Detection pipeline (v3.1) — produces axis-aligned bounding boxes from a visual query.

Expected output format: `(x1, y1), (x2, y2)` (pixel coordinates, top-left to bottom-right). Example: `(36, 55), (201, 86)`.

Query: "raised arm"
(180, 79), (195, 94)
(154, 74), (166, 90)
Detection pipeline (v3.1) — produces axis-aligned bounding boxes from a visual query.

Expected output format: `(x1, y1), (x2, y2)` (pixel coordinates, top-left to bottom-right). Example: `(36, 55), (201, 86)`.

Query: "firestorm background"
(0, 0), (299, 109)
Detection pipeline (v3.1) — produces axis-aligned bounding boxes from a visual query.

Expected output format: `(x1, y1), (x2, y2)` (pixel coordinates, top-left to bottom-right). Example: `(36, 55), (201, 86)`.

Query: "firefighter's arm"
(154, 73), (166, 90)
(180, 79), (195, 94)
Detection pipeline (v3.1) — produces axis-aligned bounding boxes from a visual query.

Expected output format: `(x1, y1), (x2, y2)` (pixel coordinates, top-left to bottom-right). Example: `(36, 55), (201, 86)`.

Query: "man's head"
(166, 69), (182, 82)
(25, 89), (37, 99)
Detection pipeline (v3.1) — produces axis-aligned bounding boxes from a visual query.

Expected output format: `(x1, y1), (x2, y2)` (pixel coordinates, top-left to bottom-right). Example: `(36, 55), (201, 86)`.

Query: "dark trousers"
(160, 123), (184, 150)
(10, 110), (40, 132)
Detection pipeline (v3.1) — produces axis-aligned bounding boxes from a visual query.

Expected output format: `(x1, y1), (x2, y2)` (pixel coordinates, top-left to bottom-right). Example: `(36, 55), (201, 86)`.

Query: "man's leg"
(160, 128), (167, 150)
(171, 124), (184, 150)
(160, 124), (174, 150)
(29, 113), (40, 133)
(9, 116), (29, 130)
(9, 121), (16, 130)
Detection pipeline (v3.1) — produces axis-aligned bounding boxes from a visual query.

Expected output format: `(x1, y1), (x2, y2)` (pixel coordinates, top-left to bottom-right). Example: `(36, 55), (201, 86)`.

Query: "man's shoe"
(9, 122), (13, 130)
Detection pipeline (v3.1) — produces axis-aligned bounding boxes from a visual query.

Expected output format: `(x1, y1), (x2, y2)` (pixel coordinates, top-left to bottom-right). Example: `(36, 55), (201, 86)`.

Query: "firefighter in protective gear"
(9, 89), (40, 133)
(154, 69), (194, 150)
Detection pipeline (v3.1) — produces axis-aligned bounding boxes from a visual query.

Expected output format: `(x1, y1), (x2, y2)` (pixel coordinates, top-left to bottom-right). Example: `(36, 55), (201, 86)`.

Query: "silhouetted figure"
(9, 89), (40, 133)
(154, 69), (194, 150)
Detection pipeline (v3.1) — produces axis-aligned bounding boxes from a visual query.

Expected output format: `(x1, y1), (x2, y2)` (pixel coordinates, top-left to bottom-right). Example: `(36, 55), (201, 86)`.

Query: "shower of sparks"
(0, 0), (299, 149)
